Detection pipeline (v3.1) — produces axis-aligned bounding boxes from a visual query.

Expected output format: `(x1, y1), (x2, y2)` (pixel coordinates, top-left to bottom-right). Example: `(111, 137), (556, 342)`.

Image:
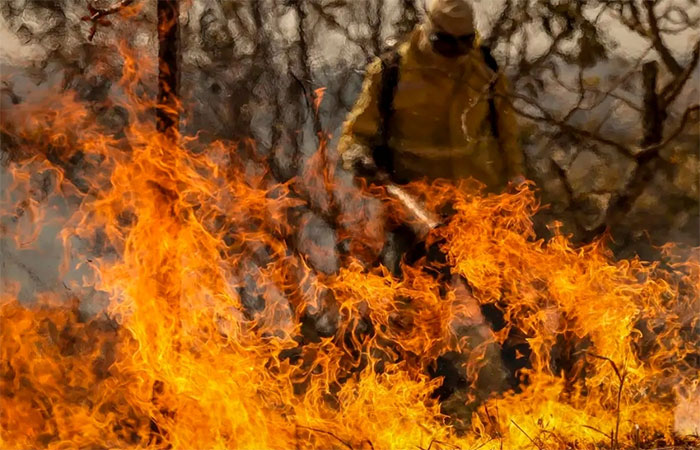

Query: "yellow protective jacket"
(339, 26), (524, 191)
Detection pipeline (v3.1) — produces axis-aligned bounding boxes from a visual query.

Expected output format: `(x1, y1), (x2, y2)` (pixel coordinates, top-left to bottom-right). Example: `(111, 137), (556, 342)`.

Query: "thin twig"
(586, 353), (627, 450)
(538, 429), (568, 450)
(296, 425), (353, 450)
(469, 437), (495, 450)
(81, 0), (136, 41)
(582, 424), (612, 440)
(508, 92), (631, 155)
(426, 438), (462, 450)
(510, 419), (545, 450)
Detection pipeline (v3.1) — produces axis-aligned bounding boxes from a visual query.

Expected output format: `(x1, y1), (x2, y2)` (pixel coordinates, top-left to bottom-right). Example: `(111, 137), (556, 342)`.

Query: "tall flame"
(1, 44), (698, 450)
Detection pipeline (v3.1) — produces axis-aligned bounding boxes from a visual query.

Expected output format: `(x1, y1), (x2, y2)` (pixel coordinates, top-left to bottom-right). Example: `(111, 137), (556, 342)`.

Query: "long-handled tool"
(373, 171), (511, 399)
(373, 171), (442, 239)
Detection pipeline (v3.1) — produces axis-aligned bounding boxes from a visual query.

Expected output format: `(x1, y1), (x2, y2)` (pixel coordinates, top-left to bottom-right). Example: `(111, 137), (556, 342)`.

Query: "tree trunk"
(157, 0), (180, 135)
(602, 60), (668, 241)
(150, 3), (180, 445)
(641, 61), (664, 148)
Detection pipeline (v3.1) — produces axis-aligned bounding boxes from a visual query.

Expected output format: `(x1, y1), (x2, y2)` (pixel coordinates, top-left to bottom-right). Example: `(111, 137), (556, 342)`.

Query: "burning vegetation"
(1, 1), (699, 449)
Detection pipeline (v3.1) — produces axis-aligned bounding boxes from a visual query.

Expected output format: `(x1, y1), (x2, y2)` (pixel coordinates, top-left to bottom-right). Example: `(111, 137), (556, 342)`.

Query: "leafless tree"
(481, 0), (699, 251)
(1, 0), (697, 257)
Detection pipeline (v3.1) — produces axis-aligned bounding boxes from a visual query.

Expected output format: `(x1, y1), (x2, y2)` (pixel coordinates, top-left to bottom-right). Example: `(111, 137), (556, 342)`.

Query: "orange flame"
(0, 43), (698, 450)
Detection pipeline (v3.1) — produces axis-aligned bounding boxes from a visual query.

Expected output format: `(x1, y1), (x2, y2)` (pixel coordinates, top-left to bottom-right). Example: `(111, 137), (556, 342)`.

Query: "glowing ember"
(1, 47), (698, 450)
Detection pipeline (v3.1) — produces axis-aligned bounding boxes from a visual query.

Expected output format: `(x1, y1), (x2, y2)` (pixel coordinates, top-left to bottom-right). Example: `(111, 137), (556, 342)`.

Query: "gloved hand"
(353, 154), (380, 180)
(342, 143), (381, 181)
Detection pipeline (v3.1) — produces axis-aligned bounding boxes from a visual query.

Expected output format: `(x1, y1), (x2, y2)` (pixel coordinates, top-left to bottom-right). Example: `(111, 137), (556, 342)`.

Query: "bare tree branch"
(81, 0), (136, 41)
(637, 104), (700, 158)
(296, 425), (353, 450)
(644, 0), (683, 75)
(507, 92), (632, 155)
(661, 39), (700, 109)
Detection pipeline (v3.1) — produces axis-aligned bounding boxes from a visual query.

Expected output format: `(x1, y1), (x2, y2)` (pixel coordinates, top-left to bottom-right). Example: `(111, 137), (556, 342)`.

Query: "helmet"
(425, 0), (475, 36)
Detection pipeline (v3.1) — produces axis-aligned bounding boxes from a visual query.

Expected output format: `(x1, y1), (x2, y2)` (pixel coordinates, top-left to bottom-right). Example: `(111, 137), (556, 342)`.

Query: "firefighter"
(338, 0), (525, 429)
(338, 0), (524, 189)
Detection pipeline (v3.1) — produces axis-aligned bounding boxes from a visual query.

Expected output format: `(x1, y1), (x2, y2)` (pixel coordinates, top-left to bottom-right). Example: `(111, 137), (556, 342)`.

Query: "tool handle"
(372, 171), (441, 238)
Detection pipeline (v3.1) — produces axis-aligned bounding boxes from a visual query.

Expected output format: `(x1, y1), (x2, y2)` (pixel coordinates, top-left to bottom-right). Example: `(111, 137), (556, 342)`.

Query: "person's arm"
(338, 58), (384, 176)
(493, 74), (525, 184)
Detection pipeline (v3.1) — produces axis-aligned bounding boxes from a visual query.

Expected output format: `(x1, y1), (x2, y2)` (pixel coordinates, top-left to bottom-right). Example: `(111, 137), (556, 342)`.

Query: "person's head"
(424, 0), (476, 58)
